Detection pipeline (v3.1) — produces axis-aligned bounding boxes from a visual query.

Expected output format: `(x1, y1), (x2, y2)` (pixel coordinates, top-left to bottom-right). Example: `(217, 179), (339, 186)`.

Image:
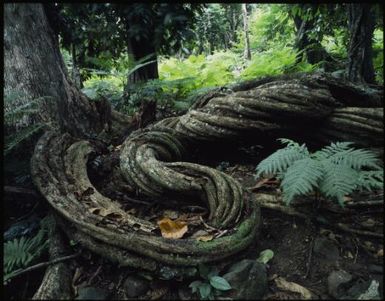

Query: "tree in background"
(242, 4), (252, 60)
(346, 3), (377, 84)
(53, 3), (203, 88)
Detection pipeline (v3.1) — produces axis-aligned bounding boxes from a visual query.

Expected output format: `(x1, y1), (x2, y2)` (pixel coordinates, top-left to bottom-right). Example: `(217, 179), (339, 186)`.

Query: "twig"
(7, 252), (80, 282)
(345, 200), (383, 207)
(199, 216), (217, 231)
(258, 201), (383, 238)
(304, 237), (314, 279)
(87, 265), (102, 286)
(335, 223), (383, 238)
(4, 186), (39, 197)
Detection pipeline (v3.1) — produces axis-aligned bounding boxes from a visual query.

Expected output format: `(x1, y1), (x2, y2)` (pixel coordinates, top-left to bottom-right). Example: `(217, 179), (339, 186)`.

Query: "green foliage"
(256, 139), (383, 206)
(4, 92), (48, 156)
(4, 216), (52, 285)
(189, 264), (231, 300)
(373, 29), (384, 84)
(241, 47), (316, 79)
(257, 249), (275, 264)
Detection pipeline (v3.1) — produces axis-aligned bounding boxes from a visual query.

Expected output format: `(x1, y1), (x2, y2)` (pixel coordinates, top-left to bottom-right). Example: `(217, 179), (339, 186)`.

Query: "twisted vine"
(31, 72), (383, 273)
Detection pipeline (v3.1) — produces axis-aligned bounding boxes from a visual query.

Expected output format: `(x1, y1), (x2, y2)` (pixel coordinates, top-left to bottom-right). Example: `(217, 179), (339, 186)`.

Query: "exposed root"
(31, 73), (383, 271)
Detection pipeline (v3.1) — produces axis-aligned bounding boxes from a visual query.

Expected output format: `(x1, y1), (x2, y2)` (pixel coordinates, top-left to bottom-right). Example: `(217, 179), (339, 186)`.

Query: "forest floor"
(4, 130), (384, 300)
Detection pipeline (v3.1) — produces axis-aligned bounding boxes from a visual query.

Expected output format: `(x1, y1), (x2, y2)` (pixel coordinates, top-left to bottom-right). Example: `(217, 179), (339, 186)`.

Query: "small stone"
(313, 237), (340, 261)
(327, 270), (353, 298)
(222, 259), (268, 300)
(76, 286), (110, 300)
(123, 275), (150, 298)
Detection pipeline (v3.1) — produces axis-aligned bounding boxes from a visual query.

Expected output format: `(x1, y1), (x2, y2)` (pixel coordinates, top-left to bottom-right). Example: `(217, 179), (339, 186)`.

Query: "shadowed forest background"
(3, 3), (384, 300)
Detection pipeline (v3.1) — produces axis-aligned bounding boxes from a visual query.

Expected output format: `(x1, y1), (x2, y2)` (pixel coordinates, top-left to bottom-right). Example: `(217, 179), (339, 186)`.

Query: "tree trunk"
(346, 3), (376, 84)
(4, 3), (107, 138)
(126, 37), (159, 87)
(71, 44), (83, 89)
(242, 4), (251, 60)
(293, 4), (327, 65)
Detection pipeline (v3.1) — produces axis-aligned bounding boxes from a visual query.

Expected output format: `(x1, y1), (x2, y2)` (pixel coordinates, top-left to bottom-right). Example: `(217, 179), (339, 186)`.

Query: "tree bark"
(346, 3), (376, 84)
(242, 4), (251, 60)
(293, 4), (328, 65)
(126, 37), (159, 87)
(4, 3), (109, 138)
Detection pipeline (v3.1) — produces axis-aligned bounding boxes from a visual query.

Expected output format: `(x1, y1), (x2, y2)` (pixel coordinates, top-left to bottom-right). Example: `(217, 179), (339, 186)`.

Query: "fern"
(319, 161), (359, 206)
(4, 216), (51, 284)
(255, 138), (309, 178)
(256, 139), (383, 206)
(281, 158), (324, 204)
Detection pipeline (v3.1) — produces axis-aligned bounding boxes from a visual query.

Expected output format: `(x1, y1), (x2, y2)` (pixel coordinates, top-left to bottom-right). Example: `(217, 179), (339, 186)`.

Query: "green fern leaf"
(327, 148), (381, 170)
(256, 144), (309, 178)
(319, 161), (359, 206)
(313, 141), (355, 159)
(281, 158), (324, 205)
(357, 170), (383, 192)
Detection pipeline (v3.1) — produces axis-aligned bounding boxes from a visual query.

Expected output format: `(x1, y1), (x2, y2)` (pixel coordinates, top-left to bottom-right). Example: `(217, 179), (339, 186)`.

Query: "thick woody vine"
(31, 72), (383, 273)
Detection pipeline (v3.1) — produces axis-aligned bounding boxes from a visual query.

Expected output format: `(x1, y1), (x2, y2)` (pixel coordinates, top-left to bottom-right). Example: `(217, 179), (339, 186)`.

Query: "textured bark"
(347, 3), (376, 84)
(4, 3), (125, 138)
(31, 72), (383, 272)
(293, 4), (328, 65)
(126, 37), (159, 86)
(242, 4), (251, 60)
(33, 215), (73, 300)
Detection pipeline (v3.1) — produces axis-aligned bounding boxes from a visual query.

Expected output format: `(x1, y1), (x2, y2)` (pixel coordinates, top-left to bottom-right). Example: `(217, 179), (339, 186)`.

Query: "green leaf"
(209, 276), (232, 291)
(257, 249), (274, 264)
(199, 283), (212, 299)
(189, 280), (203, 294)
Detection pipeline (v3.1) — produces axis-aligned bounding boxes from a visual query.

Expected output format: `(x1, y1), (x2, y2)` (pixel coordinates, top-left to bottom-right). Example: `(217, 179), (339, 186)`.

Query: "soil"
(4, 140), (384, 300)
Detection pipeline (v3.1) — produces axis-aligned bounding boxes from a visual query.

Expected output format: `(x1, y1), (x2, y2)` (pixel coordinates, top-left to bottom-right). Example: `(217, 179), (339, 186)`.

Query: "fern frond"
(356, 170), (384, 192)
(4, 124), (44, 156)
(327, 148), (381, 170)
(281, 158), (324, 205)
(313, 141), (355, 159)
(4, 225), (48, 278)
(319, 161), (359, 206)
(256, 143), (309, 178)
(277, 138), (301, 147)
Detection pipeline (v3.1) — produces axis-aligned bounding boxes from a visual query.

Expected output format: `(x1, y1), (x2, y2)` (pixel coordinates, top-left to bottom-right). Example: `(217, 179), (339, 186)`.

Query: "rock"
(123, 275), (150, 298)
(313, 237), (340, 261)
(327, 270), (353, 298)
(356, 280), (381, 300)
(178, 286), (194, 300)
(76, 287), (110, 300)
(222, 259), (267, 300)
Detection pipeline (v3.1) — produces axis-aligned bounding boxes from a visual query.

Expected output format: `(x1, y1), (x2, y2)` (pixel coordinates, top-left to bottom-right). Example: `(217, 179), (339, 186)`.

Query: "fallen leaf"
(275, 277), (314, 299)
(376, 249), (383, 257)
(157, 217), (188, 239)
(343, 195), (353, 202)
(196, 235), (214, 242)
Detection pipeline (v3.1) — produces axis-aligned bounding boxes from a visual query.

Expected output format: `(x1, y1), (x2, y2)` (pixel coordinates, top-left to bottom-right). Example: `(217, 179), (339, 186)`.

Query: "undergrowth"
(255, 139), (383, 206)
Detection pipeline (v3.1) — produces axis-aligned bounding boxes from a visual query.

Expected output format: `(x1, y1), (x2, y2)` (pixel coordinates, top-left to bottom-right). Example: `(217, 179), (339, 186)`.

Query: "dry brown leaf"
(275, 277), (314, 299)
(157, 217), (188, 239)
(196, 235), (214, 242)
(376, 249), (383, 257)
(192, 230), (214, 242)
